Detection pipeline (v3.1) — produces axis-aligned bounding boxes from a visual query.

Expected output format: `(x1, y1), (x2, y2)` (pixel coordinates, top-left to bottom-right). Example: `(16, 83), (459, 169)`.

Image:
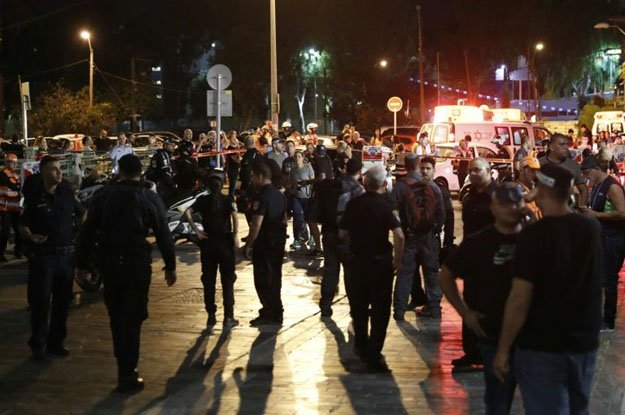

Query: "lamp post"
(594, 22), (625, 36)
(527, 42), (544, 120)
(269, 0), (279, 128)
(80, 30), (94, 107)
(416, 5), (426, 124)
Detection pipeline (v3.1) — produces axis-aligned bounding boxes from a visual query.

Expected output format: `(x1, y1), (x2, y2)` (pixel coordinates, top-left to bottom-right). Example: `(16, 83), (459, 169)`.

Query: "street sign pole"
(216, 74), (222, 169)
(387, 96), (403, 138)
(393, 111), (397, 136)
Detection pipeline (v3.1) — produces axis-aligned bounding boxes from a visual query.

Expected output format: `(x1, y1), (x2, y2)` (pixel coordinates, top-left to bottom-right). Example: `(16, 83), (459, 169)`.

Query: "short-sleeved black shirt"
(444, 225), (517, 345)
(339, 192), (400, 257)
(513, 214), (602, 352)
(191, 193), (236, 236)
(20, 180), (84, 247)
(251, 183), (287, 243)
(462, 180), (496, 238)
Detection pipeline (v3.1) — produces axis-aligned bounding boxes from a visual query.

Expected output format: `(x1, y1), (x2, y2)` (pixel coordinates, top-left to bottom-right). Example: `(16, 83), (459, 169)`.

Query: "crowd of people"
(1, 118), (623, 413)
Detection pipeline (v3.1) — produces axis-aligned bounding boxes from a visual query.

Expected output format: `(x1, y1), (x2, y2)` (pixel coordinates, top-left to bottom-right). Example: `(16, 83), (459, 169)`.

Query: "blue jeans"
(292, 197), (310, 241)
(480, 344), (517, 415)
(515, 348), (597, 415)
(601, 231), (625, 326)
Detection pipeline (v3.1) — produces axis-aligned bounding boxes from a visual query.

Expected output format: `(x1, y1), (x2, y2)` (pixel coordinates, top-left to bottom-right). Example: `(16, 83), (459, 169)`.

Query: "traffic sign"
(207, 64), (232, 90)
(387, 96), (403, 113)
(207, 90), (233, 117)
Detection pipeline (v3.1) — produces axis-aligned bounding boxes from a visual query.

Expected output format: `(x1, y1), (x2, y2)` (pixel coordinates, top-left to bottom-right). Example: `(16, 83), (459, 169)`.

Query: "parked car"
(380, 125), (421, 147)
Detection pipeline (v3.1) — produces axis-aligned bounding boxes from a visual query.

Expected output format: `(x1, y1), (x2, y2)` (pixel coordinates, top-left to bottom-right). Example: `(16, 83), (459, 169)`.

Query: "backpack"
(399, 177), (437, 234)
(314, 179), (344, 226)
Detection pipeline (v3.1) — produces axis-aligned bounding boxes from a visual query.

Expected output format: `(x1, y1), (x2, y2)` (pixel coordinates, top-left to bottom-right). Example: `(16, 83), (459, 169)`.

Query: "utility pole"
(436, 51), (440, 106)
(416, 5), (426, 124)
(131, 58), (136, 132)
(269, 0), (280, 128)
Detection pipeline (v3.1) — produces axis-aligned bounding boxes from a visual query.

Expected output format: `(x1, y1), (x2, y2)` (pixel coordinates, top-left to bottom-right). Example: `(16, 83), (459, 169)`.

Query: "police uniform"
(21, 179), (83, 356)
(0, 159), (22, 258)
(149, 148), (176, 202)
(109, 144), (134, 175)
(339, 191), (401, 365)
(251, 183), (287, 323)
(76, 180), (176, 385)
(191, 192), (237, 320)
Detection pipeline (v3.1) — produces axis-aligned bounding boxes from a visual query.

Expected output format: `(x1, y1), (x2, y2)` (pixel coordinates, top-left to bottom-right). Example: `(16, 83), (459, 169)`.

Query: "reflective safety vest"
(0, 168), (21, 212)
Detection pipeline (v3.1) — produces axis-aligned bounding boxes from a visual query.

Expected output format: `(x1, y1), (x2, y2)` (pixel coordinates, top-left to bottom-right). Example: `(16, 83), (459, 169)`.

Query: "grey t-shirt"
(290, 164), (315, 198)
(268, 151), (288, 169)
(539, 156), (585, 186)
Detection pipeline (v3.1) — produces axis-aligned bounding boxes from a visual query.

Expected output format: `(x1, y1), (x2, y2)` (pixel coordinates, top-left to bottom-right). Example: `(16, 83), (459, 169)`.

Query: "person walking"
(289, 151), (314, 250)
(339, 165), (405, 372)
(20, 156), (84, 360)
(0, 153), (22, 260)
(244, 162), (288, 326)
(494, 164), (602, 414)
(76, 154), (177, 393)
(185, 172), (239, 328)
(441, 183), (526, 415)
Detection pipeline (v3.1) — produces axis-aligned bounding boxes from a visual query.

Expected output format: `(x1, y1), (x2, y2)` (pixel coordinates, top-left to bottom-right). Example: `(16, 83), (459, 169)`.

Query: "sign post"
(207, 65), (233, 169)
(387, 96), (403, 136)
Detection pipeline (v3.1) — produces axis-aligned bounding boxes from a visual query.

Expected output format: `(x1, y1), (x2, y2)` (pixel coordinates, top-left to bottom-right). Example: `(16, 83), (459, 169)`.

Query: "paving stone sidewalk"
(0, 208), (624, 414)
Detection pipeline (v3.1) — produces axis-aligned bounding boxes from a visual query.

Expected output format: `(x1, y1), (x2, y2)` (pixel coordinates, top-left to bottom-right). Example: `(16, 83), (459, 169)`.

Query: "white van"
(419, 121), (551, 153)
(592, 111), (625, 136)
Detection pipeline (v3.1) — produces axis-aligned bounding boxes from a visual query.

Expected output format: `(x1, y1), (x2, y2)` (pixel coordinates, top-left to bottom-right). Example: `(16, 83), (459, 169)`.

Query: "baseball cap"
(580, 155), (599, 171)
(537, 163), (574, 189)
(5, 153), (17, 162)
(521, 155), (540, 169)
(346, 158), (363, 175)
(315, 144), (326, 155)
(163, 137), (176, 145)
(493, 182), (524, 204)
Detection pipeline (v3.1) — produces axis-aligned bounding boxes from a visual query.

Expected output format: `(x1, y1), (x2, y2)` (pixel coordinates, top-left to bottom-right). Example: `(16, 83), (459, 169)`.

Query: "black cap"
(537, 163), (574, 189)
(493, 182), (524, 204)
(580, 155), (599, 171)
(163, 137), (176, 145)
(346, 158), (363, 175)
(118, 154), (143, 176)
(315, 144), (326, 155)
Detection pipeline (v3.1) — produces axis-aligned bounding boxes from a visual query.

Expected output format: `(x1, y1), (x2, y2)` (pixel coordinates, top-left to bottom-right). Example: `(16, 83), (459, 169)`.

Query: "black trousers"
(320, 228), (340, 310)
(0, 211), (21, 255)
(227, 168), (239, 196)
(346, 254), (394, 361)
(102, 262), (151, 379)
(27, 253), (74, 351)
(252, 238), (286, 320)
(200, 236), (236, 317)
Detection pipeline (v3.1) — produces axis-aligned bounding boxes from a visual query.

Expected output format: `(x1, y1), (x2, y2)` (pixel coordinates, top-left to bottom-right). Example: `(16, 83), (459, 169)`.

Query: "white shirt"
(109, 144), (134, 174)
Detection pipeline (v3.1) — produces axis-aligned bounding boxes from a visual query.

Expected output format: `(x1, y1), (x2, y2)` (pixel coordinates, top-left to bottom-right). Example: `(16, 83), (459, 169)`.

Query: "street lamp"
(528, 42), (544, 120)
(80, 30), (94, 107)
(379, 59), (388, 68)
(269, 0), (279, 128)
(594, 22), (625, 36)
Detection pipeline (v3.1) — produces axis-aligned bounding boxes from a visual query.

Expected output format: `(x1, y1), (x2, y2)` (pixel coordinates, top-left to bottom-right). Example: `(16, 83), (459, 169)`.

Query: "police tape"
(405, 154), (514, 164)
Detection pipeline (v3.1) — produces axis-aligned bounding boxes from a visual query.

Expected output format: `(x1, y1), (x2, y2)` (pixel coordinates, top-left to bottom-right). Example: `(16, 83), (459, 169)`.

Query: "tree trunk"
(296, 86), (307, 131)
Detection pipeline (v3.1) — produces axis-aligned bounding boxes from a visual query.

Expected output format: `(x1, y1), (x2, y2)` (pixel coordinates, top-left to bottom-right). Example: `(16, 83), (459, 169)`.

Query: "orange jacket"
(0, 167), (21, 212)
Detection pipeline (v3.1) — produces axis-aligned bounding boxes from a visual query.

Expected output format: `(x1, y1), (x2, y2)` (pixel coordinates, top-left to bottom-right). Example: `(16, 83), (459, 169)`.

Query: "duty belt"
(34, 245), (75, 255)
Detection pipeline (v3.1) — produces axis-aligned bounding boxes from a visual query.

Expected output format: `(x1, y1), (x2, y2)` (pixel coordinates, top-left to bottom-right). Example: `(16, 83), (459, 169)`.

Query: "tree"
(290, 49), (330, 130)
(28, 84), (116, 135)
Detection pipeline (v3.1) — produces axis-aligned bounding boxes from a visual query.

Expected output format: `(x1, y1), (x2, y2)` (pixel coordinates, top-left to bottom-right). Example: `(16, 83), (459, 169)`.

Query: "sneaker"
(307, 237), (316, 248)
(290, 241), (302, 250)
(601, 322), (615, 332)
(206, 314), (217, 327)
(451, 354), (483, 368)
(367, 356), (392, 373)
(307, 249), (323, 257)
(223, 317), (239, 328)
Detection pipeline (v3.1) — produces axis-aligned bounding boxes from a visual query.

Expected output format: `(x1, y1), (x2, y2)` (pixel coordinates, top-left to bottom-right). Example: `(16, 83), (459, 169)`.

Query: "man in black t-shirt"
(456, 157), (497, 368)
(185, 173), (239, 328)
(441, 183), (526, 414)
(339, 165), (404, 373)
(494, 164), (602, 415)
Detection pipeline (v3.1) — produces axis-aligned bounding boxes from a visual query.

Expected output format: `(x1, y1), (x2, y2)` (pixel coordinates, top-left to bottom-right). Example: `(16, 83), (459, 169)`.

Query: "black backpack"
(399, 177), (437, 235)
(314, 179), (344, 227)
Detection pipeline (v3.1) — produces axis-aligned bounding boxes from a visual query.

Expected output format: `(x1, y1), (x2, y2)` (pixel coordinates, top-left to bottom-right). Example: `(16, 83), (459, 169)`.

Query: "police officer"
(109, 132), (134, 175)
(19, 156), (84, 360)
(339, 165), (404, 372)
(244, 162), (287, 326)
(239, 135), (261, 225)
(0, 153), (22, 261)
(76, 154), (176, 393)
(317, 158), (364, 317)
(148, 138), (177, 203)
(174, 140), (200, 198)
(184, 171), (239, 328)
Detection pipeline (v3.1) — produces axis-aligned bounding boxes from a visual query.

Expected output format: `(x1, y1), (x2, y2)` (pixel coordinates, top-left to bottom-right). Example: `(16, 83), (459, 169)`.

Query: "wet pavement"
(1, 204), (624, 414)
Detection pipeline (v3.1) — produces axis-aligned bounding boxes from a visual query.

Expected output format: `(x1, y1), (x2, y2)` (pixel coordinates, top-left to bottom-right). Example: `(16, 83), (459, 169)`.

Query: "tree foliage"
(28, 84), (116, 135)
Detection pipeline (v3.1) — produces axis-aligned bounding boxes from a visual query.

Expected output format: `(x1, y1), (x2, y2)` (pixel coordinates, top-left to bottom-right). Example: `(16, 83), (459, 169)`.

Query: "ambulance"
(592, 111), (625, 136)
(420, 105), (551, 152)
